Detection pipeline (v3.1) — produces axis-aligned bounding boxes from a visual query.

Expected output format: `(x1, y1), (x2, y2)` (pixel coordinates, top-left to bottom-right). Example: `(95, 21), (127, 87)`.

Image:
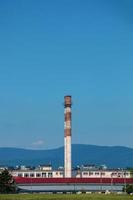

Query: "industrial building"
(1, 96), (133, 192)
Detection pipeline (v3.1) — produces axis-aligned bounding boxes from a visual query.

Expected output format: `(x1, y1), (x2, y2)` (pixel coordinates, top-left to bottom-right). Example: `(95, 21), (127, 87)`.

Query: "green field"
(0, 194), (132, 200)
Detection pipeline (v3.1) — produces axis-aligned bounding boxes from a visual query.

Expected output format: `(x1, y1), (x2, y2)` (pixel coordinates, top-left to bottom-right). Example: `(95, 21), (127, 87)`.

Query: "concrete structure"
(38, 165), (52, 171)
(12, 168), (132, 193)
(13, 168), (132, 193)
(64, 96), (72, 178)
(12, 168), (131, 179)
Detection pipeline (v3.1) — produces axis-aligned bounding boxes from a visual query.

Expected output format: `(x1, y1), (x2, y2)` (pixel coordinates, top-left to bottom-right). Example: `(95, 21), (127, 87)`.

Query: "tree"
(124, 184), (133, 194)
(130, 168), (133, 178)
(0, 169), (16, 193)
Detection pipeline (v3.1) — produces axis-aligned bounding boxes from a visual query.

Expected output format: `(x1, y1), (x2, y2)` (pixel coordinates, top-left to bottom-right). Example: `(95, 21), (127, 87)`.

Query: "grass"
(0, 194), (132, 200)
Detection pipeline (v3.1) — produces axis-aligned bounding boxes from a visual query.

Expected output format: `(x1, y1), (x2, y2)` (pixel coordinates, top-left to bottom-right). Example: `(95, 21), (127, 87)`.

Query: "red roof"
(14, 177), (133, 184)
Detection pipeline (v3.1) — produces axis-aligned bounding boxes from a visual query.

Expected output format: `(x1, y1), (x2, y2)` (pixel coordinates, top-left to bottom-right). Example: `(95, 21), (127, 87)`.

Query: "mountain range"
(0, 144), (133, 168)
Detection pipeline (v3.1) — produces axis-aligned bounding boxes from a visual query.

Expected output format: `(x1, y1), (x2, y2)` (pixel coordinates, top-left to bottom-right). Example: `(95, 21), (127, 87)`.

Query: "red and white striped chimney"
(64, 95), (72, 178)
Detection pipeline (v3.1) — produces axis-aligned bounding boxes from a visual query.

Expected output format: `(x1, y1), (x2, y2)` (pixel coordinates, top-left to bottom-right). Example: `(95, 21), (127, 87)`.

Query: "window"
(18, 173), (22, 177)
(36, 173), (41, 177)
(48, 173), (52, 178)
(83, 172), (88, 175)
(24, 173), (29, 177)
(30, 173), (34, 177)
(42, 173), (46, 178)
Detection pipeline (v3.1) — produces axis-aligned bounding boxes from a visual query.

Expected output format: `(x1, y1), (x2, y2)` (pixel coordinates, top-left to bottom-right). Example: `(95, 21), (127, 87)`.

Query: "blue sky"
(0, 0), (133, 149)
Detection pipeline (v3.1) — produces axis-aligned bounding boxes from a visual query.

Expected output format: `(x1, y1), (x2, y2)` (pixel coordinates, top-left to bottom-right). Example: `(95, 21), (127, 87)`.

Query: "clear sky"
(0, 0), (133, 149)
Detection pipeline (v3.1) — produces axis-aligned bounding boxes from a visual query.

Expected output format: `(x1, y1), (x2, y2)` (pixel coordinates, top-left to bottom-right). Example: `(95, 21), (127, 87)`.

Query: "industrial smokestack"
(64, 95), (72, 178)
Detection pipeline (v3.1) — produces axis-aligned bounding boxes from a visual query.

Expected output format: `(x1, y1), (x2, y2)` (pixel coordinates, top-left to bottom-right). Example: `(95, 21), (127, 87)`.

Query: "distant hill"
(0, 144), (133, 168)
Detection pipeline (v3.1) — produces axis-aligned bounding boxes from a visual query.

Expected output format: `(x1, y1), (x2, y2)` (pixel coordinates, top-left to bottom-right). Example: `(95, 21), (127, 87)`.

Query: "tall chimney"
(64, 95), (72, 178)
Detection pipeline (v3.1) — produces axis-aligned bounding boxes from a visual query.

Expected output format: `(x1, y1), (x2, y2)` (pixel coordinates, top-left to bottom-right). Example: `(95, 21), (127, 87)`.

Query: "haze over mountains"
(0, 144), (133, 168)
